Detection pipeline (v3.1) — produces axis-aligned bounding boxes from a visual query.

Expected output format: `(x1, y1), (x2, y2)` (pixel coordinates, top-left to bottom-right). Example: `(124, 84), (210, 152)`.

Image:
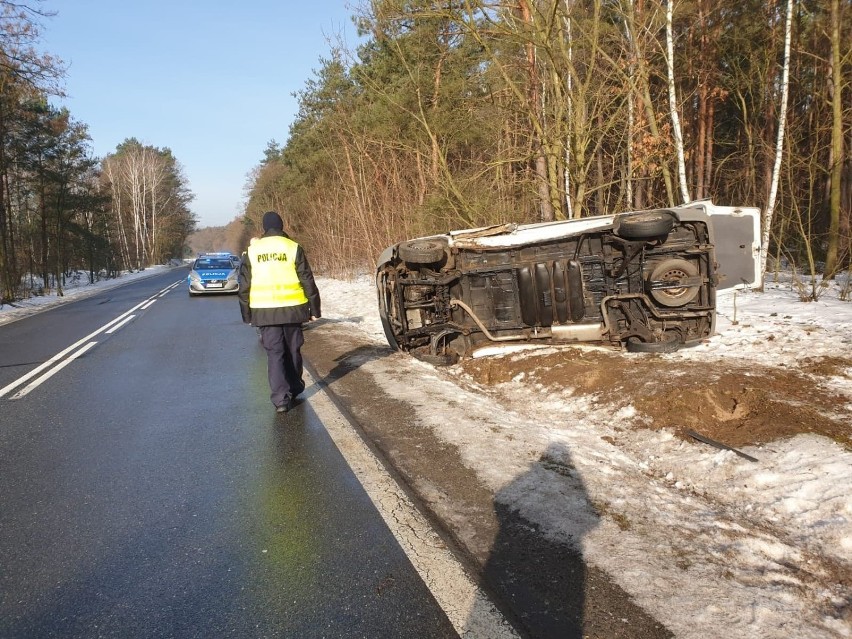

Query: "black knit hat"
(262, 211), (284, 231)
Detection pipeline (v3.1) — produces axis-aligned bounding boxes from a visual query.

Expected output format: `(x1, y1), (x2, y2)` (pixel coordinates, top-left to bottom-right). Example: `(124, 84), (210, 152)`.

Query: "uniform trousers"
(259, 324), (306, 408)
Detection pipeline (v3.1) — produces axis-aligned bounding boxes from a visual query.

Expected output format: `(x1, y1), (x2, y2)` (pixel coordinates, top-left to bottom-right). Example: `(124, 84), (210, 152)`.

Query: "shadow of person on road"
(465, 442), (600, 638)
(302, 344), (392, 402)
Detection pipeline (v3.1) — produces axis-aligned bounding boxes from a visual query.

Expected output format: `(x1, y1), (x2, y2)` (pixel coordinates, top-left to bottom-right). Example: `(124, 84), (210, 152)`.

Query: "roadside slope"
(303, 276), (851, 639)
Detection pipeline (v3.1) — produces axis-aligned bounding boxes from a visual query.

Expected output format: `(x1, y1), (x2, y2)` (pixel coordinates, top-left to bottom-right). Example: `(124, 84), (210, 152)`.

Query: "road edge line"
(303, 368), (520, 639)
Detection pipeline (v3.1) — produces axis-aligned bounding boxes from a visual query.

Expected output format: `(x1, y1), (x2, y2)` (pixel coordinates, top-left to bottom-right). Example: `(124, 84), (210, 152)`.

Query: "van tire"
(648, 258), (700, 306)
(617, 211), (676, 240)
(626, 333), (681, 353)
(399, 240), (447, 264)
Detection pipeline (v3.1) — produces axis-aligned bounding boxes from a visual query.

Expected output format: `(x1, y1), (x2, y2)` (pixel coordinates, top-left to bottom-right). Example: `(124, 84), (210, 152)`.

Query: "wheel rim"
(657, 266), (691, 300)
(648, 258), (700, 306)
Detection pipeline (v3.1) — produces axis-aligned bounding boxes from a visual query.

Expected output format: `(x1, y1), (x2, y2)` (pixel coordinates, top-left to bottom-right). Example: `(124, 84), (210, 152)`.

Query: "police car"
(187, 253), (240, 295)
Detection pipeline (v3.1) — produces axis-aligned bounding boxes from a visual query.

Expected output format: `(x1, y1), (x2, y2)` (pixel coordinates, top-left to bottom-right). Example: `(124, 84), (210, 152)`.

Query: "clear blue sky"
(44, 0), (358, 228)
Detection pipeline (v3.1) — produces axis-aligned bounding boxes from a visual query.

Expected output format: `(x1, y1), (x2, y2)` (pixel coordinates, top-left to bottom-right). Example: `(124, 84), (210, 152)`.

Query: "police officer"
(239, 211), (321, 413)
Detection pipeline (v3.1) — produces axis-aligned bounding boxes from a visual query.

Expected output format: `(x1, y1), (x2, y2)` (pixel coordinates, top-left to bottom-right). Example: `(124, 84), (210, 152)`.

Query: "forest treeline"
(2, 1), (848, 303)
(0, 3), (195, 304)
(188, 223), (246, 256)
(243, 0), (851, 288)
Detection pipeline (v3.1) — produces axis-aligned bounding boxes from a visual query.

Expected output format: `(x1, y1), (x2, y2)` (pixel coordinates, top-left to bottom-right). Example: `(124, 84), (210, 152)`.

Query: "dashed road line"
(0, 279), (182, 399)
(11, 341), (98, 399)
(105, 315), (136, 334)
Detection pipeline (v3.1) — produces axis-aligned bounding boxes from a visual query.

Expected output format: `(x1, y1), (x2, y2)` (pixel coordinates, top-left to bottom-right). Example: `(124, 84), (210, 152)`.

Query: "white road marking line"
(0, 279), (183, 399)
(141, 299), (157, 310)
(303, 369), (519, 639)
(105, 315), (136, 334)
(11, 341), (99, 398)
(157, 282), (181, 297)
(1, 319), (129, 399)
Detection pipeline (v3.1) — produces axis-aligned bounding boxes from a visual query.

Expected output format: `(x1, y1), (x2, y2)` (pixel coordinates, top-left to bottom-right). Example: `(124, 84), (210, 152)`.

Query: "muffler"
(551, 324), (604, 342)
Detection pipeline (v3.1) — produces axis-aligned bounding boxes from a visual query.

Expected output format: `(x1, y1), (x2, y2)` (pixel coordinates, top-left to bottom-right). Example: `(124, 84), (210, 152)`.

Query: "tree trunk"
(630, 0), (675, 206)
(39, 153), (49, 292)
(761, 0), (794, 277)
(666, 0), (691, 204)
(520, 0), (554, 222)
(0, 97), (13, 302)
(563, 6), (575, 218)
(704, 98), (715, 194)
(696, 83), (707, 200)
(536, 154), (553, 221)
(823, 0), (843, 278)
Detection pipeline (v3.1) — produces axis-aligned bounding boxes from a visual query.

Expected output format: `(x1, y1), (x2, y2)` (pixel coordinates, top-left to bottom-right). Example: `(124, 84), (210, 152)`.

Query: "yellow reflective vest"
(247, 236), (309, 308)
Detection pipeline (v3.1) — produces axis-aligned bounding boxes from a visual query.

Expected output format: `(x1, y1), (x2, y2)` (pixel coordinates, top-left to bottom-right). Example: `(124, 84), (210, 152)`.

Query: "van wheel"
(648, 258), (700, 306)
(378, 307), (401, 351)
(399, 239), (447, 264)
(617, 210), (676, 240)
(626, 333), (681, 353)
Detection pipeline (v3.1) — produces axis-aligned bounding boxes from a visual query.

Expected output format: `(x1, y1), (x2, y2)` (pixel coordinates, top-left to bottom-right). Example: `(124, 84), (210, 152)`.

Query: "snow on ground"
(677, 278), (852, 367)
(313, 274), (852, 639)
(2, 269), (849, 637)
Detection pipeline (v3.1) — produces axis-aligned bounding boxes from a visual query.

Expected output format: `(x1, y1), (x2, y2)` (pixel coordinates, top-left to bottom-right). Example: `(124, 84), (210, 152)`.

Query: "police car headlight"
(189, 272), (201, 282)
(227, 271), (238, 281)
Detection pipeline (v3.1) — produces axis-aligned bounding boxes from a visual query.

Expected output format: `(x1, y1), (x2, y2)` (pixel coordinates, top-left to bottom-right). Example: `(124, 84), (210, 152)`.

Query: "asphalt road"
(0, 269), (458, 638)
(299, 319), (674, 639)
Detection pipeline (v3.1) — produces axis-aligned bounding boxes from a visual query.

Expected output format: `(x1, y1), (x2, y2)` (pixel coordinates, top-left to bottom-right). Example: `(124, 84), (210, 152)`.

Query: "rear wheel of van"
(398, 239), (447, 265)
(617, 210), (676, 240)
(625, 332), (681, 353)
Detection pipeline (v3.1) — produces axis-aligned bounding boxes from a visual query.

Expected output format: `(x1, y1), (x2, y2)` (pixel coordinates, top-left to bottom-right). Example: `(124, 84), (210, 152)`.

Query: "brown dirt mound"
(461, 349), (852, 449)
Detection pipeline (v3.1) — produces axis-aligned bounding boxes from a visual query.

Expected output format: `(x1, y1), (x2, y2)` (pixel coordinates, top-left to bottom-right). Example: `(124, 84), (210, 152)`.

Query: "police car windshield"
(195, 259), (233, 270)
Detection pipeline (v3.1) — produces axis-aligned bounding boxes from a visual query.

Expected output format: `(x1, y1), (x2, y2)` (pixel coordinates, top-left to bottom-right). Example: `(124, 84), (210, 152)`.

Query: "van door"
(677, 202), (762, 290)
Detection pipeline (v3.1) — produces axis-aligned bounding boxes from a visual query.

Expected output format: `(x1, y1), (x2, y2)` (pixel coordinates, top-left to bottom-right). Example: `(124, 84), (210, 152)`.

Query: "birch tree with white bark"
(761, 0), (794, 277)
(101, 139), (193, 270)
(101, 157), (131, 269)
(666, 0), (691, 204)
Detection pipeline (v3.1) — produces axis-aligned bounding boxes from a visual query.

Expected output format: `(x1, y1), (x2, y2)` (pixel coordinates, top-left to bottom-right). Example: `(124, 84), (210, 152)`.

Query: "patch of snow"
(313, 274), (852, 639)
